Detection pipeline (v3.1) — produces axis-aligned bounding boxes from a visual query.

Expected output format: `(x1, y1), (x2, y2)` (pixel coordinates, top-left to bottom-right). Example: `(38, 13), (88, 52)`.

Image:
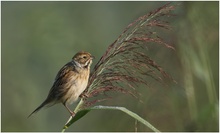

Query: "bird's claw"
(79, 93), (89, 100)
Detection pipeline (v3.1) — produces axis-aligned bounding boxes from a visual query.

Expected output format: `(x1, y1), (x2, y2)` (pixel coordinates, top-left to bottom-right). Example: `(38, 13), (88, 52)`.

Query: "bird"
(28, 51), (94, 117)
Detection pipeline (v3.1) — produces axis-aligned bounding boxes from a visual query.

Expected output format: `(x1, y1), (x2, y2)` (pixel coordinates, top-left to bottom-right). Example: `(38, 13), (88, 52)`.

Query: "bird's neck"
(72, 60), (82, 68)
(72, 60), (91, 70)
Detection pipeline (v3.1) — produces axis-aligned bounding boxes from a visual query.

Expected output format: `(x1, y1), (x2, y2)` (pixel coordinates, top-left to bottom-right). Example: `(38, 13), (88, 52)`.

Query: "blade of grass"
(62, 105), (161, 132)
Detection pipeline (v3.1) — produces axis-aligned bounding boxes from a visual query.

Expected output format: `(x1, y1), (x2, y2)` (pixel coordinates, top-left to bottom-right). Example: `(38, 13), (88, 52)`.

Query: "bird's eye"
(83, 56), (87, 59)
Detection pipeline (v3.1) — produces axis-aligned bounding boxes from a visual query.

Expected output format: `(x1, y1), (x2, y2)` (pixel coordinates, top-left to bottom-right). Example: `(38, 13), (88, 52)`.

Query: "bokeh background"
(2, 1), (218, 132)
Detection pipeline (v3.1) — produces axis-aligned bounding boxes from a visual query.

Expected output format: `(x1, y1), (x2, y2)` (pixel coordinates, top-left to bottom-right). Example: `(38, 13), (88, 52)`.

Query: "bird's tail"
(28, 99), (51, 118)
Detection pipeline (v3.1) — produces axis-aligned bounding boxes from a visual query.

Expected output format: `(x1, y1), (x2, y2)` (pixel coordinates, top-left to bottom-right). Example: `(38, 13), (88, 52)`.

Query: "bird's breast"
(63, 69), (89, 105)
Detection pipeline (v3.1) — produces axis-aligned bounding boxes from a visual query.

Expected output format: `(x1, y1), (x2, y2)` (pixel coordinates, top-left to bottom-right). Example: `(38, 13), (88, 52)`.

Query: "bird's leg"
(63, 103), (75, 117)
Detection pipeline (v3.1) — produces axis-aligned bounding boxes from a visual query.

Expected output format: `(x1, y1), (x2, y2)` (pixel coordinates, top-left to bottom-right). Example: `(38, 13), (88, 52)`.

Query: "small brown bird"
(28, 51), (94, 117)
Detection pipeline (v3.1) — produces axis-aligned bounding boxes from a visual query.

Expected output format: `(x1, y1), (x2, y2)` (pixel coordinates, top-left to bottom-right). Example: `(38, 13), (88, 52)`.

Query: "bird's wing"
(47, 61), (77, 99)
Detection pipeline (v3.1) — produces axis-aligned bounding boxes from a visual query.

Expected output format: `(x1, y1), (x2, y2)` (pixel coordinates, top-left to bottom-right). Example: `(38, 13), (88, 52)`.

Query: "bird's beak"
(91, 56), (95, 60)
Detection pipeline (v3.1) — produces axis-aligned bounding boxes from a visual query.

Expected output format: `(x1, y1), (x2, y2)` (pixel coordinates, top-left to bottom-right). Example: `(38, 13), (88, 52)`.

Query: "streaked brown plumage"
(28, 51), (94, 117)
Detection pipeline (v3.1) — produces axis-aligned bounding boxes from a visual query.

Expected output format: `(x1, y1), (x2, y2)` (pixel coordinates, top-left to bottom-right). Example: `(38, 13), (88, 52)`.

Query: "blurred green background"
(2, 1), (218, 132)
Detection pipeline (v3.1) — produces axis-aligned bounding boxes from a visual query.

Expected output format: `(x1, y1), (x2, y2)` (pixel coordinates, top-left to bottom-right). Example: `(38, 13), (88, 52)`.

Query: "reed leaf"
(62, 105), (161, 132)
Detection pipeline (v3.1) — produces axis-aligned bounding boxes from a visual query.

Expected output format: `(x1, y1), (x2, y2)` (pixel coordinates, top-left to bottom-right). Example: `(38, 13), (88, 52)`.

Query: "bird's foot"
(79, 93), (89, 100)
(70, 112), (75, 117)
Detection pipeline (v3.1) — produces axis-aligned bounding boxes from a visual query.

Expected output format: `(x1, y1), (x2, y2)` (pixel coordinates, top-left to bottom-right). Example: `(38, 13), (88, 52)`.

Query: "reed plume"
(62, 3), (177, 132)
(81, 3), (176, 108)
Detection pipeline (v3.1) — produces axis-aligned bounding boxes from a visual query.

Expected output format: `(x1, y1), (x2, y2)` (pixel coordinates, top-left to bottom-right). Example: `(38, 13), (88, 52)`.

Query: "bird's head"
(72, 51), (94, 68)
